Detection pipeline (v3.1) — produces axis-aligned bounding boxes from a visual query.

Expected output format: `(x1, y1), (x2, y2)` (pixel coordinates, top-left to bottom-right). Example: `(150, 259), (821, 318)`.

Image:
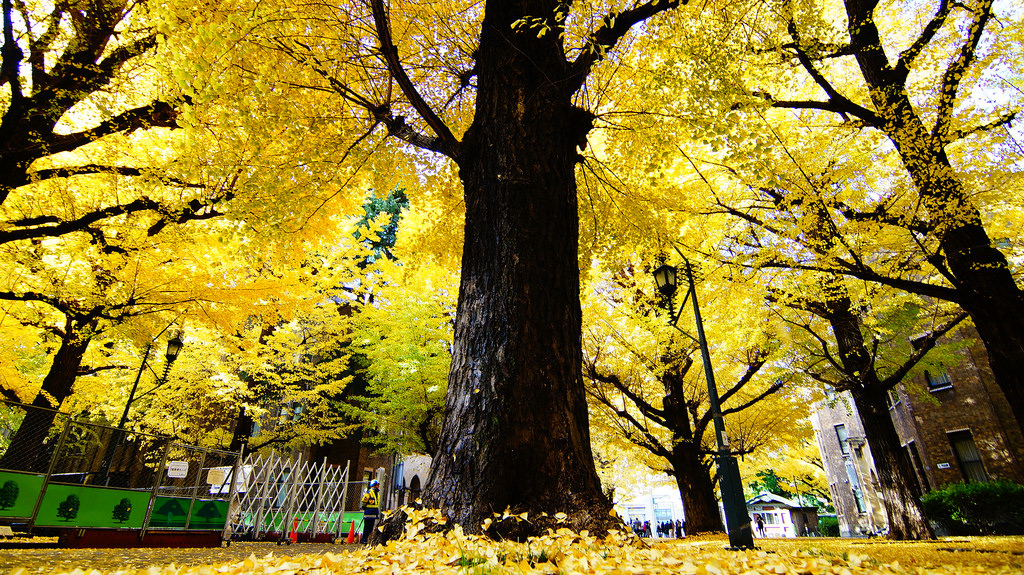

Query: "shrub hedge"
(818, 516), (840, 537)
(921, 480), (1024, 535)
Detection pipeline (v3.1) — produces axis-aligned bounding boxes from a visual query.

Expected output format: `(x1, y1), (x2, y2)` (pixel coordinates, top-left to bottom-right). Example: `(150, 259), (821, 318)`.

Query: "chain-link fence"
(0, 400), (240, 533)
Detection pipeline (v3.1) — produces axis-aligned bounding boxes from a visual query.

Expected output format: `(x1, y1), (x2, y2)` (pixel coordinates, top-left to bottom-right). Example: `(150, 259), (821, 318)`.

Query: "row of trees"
(1, 0), (1020, 541)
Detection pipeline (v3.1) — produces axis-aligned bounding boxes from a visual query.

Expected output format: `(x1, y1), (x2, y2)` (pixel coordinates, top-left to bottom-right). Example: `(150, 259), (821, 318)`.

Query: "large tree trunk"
(0, 321), (91, 472)
(845, 0), (1024, 434)
(849, 382), (933, 539)
(887, 115), (1024, 434)
(420, 0), (614, 537)
(668, 446), (723, 534)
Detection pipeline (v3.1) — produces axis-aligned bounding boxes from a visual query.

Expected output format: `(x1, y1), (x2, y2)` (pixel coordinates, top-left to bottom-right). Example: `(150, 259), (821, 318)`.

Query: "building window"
(852, 487), (867, 513)
(835, 424), (850, 455)
(906, 441), (931, 493)
(948, 430), (989, 483)
(886, 389), (900, 409)
(844, 460), (866, 513)
(925, 370), (954, 392)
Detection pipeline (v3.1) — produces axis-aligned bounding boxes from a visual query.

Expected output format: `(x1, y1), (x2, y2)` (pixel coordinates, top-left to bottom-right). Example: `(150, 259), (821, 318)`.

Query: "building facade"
(747, 493), (820, 538)
(812, 329), (1024, 536)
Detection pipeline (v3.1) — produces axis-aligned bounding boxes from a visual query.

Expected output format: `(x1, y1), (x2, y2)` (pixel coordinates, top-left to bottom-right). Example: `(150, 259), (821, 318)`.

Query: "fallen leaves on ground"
(3, 515), (1023, 575)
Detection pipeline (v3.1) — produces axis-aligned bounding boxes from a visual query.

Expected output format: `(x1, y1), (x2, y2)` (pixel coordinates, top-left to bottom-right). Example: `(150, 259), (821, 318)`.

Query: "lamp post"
(653, 258), (755, 549)
(100, 334), (183, 485)
(117, 335), (184, 430)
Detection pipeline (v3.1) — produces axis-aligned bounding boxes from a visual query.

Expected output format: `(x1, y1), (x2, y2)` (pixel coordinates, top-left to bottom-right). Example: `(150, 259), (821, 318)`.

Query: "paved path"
(0, 541), (355, 572)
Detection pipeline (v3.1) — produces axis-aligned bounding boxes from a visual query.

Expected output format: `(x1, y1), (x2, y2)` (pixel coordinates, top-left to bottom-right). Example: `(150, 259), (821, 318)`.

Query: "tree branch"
(78, 364), (129, 377)
(370, 0), (460, 160)
(717, 356), (768, 406)
(756, 259), (961, 303)
(721, 378), (785, 417)
(568, 0), (683, 94)
(45, 100), (180, 160)
(894, 0), (950, 81)
(769, 98), (881, 126)
(880, 310), (969, 388)
(943, 110), (1017, 145)
(0, 290), (70, 315)
(585, 362), (667, 426)
(27, 164), (203, 188)
(767, 14), (882, 126)
(932, 0), (994, 142)
(276, 38), (453, 157)
(2, 186), (232, 246)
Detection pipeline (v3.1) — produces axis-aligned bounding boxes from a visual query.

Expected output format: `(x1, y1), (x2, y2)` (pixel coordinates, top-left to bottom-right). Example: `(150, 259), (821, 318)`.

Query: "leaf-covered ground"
(2, 530), (1023, 574)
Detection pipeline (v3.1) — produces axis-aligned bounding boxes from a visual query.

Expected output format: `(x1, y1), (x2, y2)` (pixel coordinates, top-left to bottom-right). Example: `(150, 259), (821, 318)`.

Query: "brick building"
(812, 328), (1024, 536)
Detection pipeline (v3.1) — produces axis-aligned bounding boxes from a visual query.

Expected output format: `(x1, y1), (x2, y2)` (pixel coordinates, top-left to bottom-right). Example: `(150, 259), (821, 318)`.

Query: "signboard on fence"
(166, 461), (189, 478)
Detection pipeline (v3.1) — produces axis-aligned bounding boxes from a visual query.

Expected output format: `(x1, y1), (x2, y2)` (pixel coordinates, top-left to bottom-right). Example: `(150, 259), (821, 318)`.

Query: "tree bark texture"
(849, 383), (933, 540)
(421, 0), (615, 537)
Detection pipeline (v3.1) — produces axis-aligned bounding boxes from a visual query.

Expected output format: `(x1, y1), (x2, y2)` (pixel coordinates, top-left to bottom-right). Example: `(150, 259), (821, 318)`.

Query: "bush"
(818, 516), (840, 537)
(921, 480), (1024, 535)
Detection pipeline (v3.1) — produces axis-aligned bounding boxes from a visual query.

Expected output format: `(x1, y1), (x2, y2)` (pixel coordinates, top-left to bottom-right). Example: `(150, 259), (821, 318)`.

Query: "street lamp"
(653, 264), (677, 297)
(117, 334), (185, 429)
(653, 257), (755, 549)
(100, 333), (184, 485)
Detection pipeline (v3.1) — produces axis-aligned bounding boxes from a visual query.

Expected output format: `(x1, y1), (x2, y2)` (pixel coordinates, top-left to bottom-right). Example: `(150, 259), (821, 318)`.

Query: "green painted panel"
(148, 497), (228, 530)
(0, 471), (44, 518)
(35, 484), (151, 528)
(235, 511), (362, 534)
(149, 497), (190, 528)
(188, 499), (228, 529)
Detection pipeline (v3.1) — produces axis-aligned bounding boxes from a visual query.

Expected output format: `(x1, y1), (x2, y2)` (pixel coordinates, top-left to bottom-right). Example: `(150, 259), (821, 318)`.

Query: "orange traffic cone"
(345, 519), (357, 544)
(290, 519), (299, 543)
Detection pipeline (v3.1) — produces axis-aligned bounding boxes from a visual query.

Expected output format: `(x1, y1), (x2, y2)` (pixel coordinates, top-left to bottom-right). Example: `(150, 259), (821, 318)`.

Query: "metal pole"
(683, 260), (754, 550)
(99, 342), (154, 484)
(184, 448), (208, 530)
(140, 439), (173, 541)
(223, 444), (245, 545)
(118, 342), (154, 429)
(254, 452), (274, 540)
(337, 461), (350, 540)
(27, 412), (74, 532)
(281, 454), (302, 542)
(314, 457), (327, 537)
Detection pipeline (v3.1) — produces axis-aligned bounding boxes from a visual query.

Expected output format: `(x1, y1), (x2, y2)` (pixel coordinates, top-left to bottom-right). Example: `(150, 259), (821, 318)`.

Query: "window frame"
(925, 369), (954, 392)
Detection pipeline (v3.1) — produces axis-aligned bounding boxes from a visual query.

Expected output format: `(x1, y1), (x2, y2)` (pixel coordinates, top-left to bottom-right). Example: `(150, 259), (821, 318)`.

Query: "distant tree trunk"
(0, 319), (92, 471)
(661, 367), (723, 534)
(849, 382), (933, 540)
(826, 279), (934, 540)
(420, 0), (615, 537)
(230, 320), (280, 452)
(229, 410), (254, 453)
(668, 446), (723, 534)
